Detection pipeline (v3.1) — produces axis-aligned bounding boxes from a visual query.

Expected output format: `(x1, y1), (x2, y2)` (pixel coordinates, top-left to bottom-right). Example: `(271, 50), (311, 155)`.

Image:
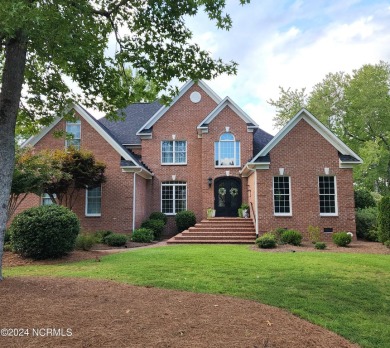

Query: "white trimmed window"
(65, 119), (81, 149)
(214, 132), (240, 167)
(319, 176), (338, 215)
(161, 141), (187, 164)
(161, 181), (187, 215)
(86, 186), (102, 216)
(273, 176), (292, 215)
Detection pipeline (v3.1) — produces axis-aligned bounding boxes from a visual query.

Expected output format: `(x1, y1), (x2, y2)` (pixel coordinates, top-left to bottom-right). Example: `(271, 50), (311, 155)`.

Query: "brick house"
(19, 80), (362, 240)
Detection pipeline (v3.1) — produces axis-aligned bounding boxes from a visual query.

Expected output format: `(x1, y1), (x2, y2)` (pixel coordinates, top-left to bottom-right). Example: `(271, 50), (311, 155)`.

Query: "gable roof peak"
(251, 107), (363, 165)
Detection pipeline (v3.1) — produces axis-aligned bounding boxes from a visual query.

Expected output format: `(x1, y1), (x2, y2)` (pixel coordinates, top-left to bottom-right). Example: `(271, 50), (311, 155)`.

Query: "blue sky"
(184, 0), (390, 134)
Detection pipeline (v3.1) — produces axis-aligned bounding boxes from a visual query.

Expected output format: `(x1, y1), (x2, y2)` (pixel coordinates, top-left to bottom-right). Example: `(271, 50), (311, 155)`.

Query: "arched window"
(214, 132), (240, 167)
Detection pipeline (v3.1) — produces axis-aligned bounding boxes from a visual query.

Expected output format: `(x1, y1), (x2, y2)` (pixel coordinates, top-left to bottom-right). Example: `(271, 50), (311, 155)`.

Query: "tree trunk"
(0, 34), (28, 280)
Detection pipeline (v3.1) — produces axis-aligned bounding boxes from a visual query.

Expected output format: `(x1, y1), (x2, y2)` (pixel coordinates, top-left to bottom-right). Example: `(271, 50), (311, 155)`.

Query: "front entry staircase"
(167, 217), (256, 244)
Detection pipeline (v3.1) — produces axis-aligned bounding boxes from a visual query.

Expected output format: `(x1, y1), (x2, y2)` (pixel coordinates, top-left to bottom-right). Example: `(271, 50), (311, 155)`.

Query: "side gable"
(23, 104), (153, 179)
(251, 108), (362, 167)
(197, 97), (259, 134)
(136, 80), (222, 138)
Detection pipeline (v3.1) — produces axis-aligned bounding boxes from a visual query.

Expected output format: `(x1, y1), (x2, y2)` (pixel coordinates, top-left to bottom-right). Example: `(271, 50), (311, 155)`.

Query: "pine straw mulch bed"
(0, 277), (359, 348)
(1, 241), (386, 347)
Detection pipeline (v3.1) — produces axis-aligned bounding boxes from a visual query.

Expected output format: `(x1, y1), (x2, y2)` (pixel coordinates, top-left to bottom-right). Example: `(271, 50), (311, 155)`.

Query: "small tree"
(378, 196), (390, 243)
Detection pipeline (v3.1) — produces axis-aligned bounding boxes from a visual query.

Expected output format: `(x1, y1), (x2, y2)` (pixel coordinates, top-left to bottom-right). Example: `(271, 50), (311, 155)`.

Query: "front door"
(214, 177), (242, 217)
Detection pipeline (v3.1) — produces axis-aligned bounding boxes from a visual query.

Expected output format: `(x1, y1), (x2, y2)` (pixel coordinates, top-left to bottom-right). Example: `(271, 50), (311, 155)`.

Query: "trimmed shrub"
(141, 219), (165, 239)
(315, 242), (327, 250)
(175, 210), (196, 232)
(75, 234), (95, 251)
(356, 207), (378, 241)
(104, 233), (128, 247)
(378, 196), (390, 243)
(280, 229), (302, 246)
(332, 232), (352, 247)
(256, 233), (276, 249)
(384, 240), (390, 248)
(4, 229), (11, 244)
(149, 212), (168, 225)
(354, 189), (376, 209)
(3, 243), (12, 252)
(131, 228), (154, 243)
(94, 230), (113, 243)
(269, 227), (287, 243)
(10, 205), (79, 259)
(307, 225), (321, 244)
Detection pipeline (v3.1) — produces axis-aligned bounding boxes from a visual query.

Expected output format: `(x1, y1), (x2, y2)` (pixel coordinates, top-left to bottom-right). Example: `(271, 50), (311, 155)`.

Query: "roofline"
(22, 103), (153, 177)
(136, 80), (222, 136)
(251, 108), (363, 164)
(197, 96), (259, 131)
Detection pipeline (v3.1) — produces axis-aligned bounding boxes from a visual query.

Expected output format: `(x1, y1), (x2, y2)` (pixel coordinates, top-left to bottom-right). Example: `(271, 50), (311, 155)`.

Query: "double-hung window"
(161, 181), (187, 215)
(161, 141), (187, 164)
(65, 119), (81, 149)
(214, 133), (240, 167)
(273, 176), (291, 215)
(86, 186), (102, 216)
(319, 176), (338, 215)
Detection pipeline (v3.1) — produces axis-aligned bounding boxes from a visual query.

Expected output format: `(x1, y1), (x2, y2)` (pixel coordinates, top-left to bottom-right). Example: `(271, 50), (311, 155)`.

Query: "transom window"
(319, 176), (337, 215)
(273, 176), (291, 215)
(66, 119), (81, 149)
(214, 132), (240, 167)
(161, 181), (187, 215)
(161, 141), (187, 164)
(86, 186), (102, 216)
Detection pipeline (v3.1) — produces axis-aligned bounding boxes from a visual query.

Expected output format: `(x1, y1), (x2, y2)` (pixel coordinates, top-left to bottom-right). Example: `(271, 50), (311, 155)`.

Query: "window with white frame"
(273, 176), (291, 215)
(65, 119), (81, 149)
(214, 132), (240, 167)
(161, 181), (187, 215)
(319, 176), (337, 215)
(86, 186), (101, 216)
(161, 141), (187, 164)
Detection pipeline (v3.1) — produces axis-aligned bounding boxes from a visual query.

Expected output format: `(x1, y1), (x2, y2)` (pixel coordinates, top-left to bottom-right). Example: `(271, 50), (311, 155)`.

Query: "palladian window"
(214, 133), (240, 167)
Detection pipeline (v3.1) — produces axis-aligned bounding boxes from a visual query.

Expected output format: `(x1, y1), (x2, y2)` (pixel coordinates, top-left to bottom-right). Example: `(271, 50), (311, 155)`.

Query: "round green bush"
(104, 233), (128, 247)
(75, 234), (95, 251)
(314, 242), (327, 250)
(378, 196), (390, 243)
(280, 229), (302, 246)
(269, 227), (286, 243)
(356, 207), (378, 240)
(256, 233), (276, 249)
(10, 205), (80, 259)
(332, 232), (352, 247)
(4, 229), (11, 244)
(354, 189), (376, 209)
(175, 210), (196, 232)
(94, 230), (113, 243)
(141, 219), (165, 239)
(131, 228), (154, 243)
(149, 212), (168, 225)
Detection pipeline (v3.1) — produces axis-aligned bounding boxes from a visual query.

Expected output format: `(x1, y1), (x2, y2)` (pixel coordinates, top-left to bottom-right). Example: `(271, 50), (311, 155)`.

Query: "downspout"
(132, 172), (136, 231)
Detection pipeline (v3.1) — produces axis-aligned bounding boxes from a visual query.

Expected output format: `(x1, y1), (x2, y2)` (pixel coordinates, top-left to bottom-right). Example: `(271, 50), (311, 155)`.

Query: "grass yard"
(4, 244), (390, 348)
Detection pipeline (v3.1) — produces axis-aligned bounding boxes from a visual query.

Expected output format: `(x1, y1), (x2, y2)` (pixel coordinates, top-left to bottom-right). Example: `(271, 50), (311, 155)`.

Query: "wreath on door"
(218, 187), (226, 196)
(230, 187), (238, 197)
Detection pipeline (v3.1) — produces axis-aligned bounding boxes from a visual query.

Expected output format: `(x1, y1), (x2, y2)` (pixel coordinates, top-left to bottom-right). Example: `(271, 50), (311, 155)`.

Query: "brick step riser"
(167, 240), (254, 244)
(189, 227), (255, 232)
(182, 233), (256, 237)
(174, 236), (255, 241)
(196, 223), (254, 228)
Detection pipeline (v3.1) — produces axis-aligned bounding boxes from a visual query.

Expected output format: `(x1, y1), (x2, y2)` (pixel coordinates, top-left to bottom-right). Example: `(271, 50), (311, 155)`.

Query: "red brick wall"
(11, 114), (141, 235)
(256, 119), (356, 241)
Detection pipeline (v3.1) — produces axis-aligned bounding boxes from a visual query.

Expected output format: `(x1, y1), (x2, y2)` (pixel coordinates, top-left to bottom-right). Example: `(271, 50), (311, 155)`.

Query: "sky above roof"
(184, 0), (390, 134)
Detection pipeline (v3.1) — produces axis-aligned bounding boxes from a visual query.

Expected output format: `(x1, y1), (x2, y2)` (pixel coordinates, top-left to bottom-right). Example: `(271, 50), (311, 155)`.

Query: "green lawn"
(4, 245), (390, 348)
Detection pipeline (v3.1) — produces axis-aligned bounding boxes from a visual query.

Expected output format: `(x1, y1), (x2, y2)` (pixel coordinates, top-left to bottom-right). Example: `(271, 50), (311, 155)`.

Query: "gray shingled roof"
(98, 101), (162, 145)
(338, 153), (360, 162)
(252, 128), (274, 157)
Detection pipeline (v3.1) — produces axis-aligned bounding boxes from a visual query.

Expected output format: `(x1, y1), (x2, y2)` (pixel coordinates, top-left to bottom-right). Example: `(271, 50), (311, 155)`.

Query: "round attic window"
(190, 91), (201, 103)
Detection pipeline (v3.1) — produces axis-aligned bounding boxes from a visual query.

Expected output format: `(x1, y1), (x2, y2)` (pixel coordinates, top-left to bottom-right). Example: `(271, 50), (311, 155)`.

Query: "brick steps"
(167, 217), (256, 244)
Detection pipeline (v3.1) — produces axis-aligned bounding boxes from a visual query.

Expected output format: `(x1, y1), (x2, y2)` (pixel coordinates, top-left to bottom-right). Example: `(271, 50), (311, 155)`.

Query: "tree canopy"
(0, 0), (250, 280)
(268, 61), (390, 194)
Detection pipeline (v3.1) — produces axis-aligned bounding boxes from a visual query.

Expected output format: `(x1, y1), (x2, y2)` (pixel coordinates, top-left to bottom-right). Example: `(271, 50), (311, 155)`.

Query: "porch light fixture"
(208, 177), (213, 188)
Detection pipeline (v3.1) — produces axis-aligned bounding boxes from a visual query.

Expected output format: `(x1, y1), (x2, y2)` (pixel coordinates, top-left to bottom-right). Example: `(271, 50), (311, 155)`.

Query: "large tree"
(268, 61), (390, 194)
(0, 0), (250, 280)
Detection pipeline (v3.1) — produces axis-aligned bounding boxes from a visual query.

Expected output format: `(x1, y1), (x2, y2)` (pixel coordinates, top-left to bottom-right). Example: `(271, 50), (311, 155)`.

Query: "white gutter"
(246, 164), (259, 237)
(132, 172), (137, 231)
